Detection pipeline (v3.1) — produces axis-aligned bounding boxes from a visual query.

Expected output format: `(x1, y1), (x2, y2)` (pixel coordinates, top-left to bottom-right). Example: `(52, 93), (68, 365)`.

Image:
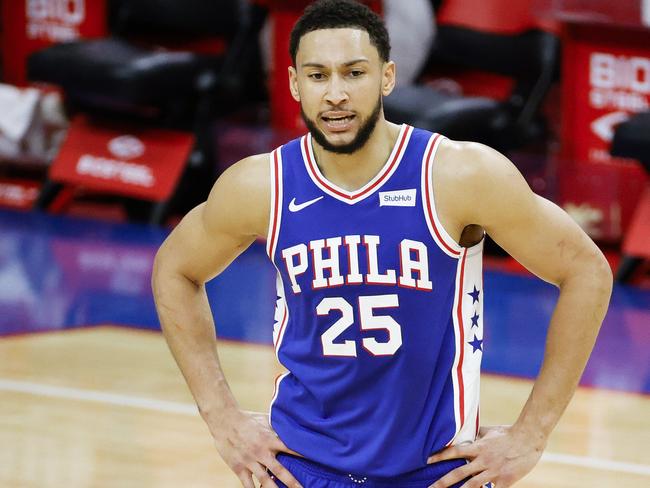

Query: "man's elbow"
(594, 253), (614, 297)
(588, 254), (613, 326)
(561, 247), (613, 294)
(572, 249), (613, 303)
(151, 243), (202, 298)
(151, 245), (166, 296)
(151, 242), (180, 300)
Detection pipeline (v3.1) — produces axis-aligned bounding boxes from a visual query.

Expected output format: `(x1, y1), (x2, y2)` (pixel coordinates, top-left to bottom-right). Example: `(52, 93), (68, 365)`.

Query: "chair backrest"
(424, 0), (561, 136)
(428, 26), (559, 82)
(427, 0), (560, 81)
(111, 0), (242, 39)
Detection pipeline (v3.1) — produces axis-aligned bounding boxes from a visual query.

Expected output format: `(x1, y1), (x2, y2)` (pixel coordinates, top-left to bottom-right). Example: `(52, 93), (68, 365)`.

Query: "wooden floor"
(1, 326), (648, 487)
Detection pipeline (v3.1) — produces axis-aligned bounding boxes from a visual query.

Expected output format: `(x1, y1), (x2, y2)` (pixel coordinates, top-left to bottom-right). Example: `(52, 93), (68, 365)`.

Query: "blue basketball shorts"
(271, 453), (471, 488)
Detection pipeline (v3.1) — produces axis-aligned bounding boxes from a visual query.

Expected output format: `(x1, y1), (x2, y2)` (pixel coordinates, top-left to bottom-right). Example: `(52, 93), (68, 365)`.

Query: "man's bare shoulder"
(435, 138), (516, 185)
(203, 152), (272, 239)
(217, 152), (271, 192)
(432, 138), (529, 230)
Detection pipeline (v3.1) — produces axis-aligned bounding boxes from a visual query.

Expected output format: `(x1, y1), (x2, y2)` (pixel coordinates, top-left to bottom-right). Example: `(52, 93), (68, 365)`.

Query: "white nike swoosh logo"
(288, 196), (324, 212)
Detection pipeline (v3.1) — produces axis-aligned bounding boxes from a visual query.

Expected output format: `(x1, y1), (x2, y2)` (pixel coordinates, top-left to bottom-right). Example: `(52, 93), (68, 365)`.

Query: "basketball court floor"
(1, 208), (649, 487)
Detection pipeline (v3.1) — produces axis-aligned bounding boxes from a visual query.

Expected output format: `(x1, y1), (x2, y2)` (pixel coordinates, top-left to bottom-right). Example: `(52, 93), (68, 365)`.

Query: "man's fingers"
(428, 462), (480, 488)
(427, 443), (475, 464)
(250, 462), (278, 488)
(271, 438), (305, 458)
(460, 470), (495, 488)
(265, 457), (303, 488)
(236, 471), (255, 488)
(427, 448), (452, 464)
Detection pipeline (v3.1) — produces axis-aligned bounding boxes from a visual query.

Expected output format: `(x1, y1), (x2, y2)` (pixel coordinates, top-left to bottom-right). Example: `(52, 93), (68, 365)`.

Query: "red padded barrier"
(2, 0), (108, 86)
(437, 0), (559, 34)
(50, 115), (194, 202)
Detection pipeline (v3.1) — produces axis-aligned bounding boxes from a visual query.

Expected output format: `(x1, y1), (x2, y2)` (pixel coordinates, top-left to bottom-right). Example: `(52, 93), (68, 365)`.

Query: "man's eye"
(309, 73), (326, 80)
(350, 70), (364, 77)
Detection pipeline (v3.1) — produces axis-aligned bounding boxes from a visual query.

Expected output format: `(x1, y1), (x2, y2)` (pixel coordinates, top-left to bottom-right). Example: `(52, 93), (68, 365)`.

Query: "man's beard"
(301, 97), (382, 155)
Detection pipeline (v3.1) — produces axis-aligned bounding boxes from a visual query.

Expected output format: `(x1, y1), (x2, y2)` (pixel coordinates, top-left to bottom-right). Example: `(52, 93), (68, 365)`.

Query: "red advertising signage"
(560, 24), (649, 241)
(2, 0), (108, 85)
(568, 41), (649, 164)
(0, 179), (40, 209)
(50, 115), (195, 202)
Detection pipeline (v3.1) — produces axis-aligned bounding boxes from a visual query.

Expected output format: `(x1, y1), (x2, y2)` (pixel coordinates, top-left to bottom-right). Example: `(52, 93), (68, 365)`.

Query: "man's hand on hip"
(426, 425), (546, 488)
(210, 408), (303, 488)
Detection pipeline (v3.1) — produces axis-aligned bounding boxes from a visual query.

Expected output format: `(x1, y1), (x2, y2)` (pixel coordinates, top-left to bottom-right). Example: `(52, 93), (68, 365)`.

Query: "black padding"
(385, 86), (501, 141)
(112, 0), (240, 38)
(385, 26), (559, 151)
(28, 38), (218, 104)
(611, 112), (650, 172)
(426, 27), (560, 80)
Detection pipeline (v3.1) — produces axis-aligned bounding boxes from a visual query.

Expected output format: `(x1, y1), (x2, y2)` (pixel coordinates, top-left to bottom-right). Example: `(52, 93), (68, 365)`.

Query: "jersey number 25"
(317, 294), (402, 357)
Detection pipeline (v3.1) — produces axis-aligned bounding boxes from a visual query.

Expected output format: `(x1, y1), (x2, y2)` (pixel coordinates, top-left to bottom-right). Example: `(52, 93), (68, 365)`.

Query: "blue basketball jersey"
(266, 125), (484, 477)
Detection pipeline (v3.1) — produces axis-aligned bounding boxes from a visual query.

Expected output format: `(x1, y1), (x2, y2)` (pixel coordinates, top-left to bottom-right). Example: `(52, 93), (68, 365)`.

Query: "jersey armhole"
(266, 148), (284, 260)
(421, 134), (465, 259)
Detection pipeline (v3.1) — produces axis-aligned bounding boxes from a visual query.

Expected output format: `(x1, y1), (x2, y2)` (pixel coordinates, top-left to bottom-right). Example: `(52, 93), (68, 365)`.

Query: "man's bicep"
(159, 202), (256, 284)
(155, 156), (269, 285)
(484, 191), (601, 287)
(455, 144), (604, 287)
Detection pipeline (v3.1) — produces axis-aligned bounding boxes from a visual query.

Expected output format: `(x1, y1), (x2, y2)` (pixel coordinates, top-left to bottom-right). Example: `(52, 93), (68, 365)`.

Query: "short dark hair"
(289, 0), (391, 65)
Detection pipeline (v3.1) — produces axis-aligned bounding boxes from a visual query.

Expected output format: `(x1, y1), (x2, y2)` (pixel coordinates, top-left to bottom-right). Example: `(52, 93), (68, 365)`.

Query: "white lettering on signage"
(108, 136), (145, 160)
(589, 53), (650, 111)
(77, 250), (151, 294)
(76, 155), (155, 188)
(78, 250), (152, 273)
(589, 89), (649, 111)
(26, 0), (86, 42)
(27, 0), (85, 24)
(589, 111), (630, 143)
(590, 53), (650, 92)
(563, 203), (603, 238)
(0, 183), (38, 204)
(587, 148), (641, 164)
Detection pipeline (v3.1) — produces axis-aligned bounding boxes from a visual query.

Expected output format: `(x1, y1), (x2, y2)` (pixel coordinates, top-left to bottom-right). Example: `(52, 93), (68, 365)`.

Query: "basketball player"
(151, 1), (612, 487)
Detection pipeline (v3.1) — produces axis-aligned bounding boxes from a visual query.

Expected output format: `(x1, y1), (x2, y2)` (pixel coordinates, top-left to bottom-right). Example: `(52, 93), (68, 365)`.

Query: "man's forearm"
(514, 260), (612, 441)
(152, 264), (238, 428)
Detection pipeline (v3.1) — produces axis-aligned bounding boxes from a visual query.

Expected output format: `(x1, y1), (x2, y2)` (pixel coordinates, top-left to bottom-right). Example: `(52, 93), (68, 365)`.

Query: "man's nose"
(324, 75), (349, 106)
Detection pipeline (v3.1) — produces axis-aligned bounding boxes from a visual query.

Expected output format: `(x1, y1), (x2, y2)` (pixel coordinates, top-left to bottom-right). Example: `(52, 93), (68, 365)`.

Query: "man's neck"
(311, 120), (402, 192)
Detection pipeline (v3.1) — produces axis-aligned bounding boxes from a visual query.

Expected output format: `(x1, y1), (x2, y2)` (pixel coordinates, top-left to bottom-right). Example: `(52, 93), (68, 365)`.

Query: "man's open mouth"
(322, 114), (356, 126)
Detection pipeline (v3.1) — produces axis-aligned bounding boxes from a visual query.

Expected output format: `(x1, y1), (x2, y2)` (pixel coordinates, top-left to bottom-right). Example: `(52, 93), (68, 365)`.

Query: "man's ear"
(289, 66), (301, 102)
(381, 61), (396, 96)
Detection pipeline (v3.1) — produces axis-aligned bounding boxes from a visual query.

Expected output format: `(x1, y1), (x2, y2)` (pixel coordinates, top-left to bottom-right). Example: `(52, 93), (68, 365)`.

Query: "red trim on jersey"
(268, 150), (281, 259)
(271, 373), (283, 401)
(303, 125), (411, 201)
(423, 135), (461, 257)
(456, 250), (468, 426)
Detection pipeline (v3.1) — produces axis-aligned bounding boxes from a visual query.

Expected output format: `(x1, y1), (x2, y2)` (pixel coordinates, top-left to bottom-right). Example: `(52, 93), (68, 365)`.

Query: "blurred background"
(0, 0), (649, 281)
(0, 1), (649, 487)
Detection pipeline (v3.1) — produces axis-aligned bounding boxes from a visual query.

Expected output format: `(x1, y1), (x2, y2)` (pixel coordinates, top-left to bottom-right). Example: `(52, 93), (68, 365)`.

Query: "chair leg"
(615, 255), (642, 283)
(34, 180), (64, 210)
(148, 200), (171, 226)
